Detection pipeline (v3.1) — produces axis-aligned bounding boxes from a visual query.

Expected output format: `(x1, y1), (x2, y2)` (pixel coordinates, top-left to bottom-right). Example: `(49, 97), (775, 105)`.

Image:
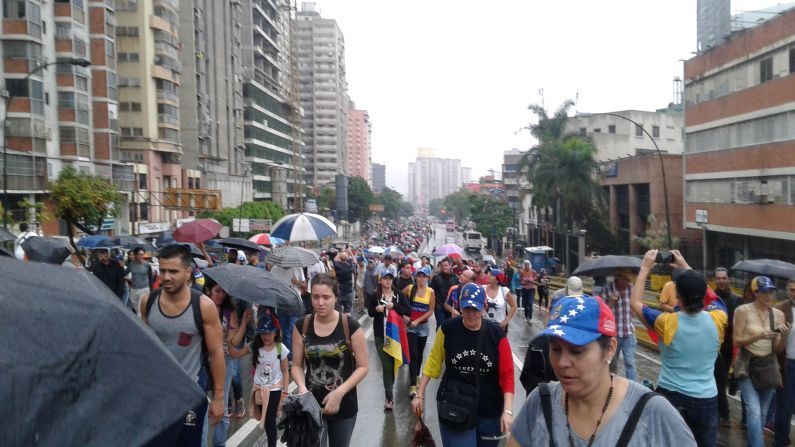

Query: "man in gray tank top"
(141, 244), (225, 446)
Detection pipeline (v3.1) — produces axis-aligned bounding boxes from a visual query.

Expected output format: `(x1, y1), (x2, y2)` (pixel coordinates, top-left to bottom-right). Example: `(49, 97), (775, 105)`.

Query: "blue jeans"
(435, 306), (449, 330)
(213, 356), (234, 446)
(521, 288), (535, 319)
(610, 335), (637, 381)
(278, 314), (297, 361)
(739, 378), (775, 447)
(438, 409), (502, 447)
(656, 386), (718, 447)
(774, 358), (795, 446)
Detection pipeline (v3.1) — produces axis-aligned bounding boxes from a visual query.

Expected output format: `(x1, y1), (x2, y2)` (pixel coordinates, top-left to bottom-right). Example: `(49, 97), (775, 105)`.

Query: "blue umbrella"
(269, 236), (286, 246)
(270, 212), (337, 242)
(384, 245), (404, 257)
(76, 235), (111, 248)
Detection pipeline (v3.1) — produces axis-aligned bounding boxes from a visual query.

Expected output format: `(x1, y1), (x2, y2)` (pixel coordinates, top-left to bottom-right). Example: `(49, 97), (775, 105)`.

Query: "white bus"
(463, 230), (483, 252)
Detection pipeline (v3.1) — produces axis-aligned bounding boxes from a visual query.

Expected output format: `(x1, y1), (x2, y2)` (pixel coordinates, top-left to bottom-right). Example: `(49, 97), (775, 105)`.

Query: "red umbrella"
(173, 218), (222, 244)
(248, 233), (272, 246)
(446, 252), (462, 260)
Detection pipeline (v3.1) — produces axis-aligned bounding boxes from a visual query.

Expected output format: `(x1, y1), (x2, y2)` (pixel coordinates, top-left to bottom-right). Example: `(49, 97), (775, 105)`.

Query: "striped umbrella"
(270, 212), (337, 242)
(266, 246), (319, 268)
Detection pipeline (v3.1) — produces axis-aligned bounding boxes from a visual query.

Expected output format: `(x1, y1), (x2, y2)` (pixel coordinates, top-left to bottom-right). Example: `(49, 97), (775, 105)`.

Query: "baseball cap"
(459, 283), (486, 311)
(674, 269), (708, 301)
(537, 296), (617, 346)
(384, 254), (393, 261)
(256, 313), (279, 334)
(420, 255), (430, 261)
(380, 266), (397, 279)
(751, 276), (776, 293)
(415, 265), (432, 277)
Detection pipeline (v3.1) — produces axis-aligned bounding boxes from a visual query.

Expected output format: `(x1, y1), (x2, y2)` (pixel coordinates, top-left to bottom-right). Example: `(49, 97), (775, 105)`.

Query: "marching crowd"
(11, 218), (795, 447)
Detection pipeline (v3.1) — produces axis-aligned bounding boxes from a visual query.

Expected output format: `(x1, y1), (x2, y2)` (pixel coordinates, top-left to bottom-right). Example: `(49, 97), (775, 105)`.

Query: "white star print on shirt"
(548, 325), (560, 330)
(568, 309), (578, 317)
(560, 315), (569, 323)
(576, 304), (585, 310)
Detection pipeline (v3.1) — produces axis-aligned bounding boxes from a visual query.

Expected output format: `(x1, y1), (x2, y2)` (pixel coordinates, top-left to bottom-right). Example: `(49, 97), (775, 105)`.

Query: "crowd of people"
(10, 218), (795, 447)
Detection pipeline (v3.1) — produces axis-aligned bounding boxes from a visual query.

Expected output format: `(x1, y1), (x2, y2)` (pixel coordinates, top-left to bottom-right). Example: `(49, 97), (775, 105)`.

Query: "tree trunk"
(67, 222), (86, 266)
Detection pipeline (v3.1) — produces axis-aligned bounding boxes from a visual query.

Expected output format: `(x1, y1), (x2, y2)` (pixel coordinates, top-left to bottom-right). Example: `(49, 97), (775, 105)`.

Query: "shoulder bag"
(748, 309), (782, 389)
(436, 323), (486, 430)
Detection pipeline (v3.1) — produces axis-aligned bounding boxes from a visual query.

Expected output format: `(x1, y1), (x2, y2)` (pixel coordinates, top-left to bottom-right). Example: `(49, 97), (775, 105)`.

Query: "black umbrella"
(110, 235), (155, 251)
(0, 227), (15, 242)
(731, 259), (795, 279)
(0, 257), (205, 446)
(21, 236), (72, 264)
(572, 255), (642, 277)
(203, 264), (303, 316)
(216, 237), (261, 253)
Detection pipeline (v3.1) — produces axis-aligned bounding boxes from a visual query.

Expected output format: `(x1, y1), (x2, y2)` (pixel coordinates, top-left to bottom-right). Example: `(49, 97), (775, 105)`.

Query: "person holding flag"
(367, 270), (411, 410)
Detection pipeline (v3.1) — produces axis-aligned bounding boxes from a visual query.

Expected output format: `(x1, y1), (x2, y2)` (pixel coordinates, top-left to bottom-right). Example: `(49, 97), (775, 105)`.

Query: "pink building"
(346, 109), (371, 183)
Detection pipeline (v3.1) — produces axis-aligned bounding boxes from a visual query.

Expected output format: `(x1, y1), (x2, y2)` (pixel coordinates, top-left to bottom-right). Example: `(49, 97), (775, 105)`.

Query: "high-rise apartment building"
(346, 107), (370, 183)
(178, 0), (250, 208)
(684, 8), (795, 269)
(1, 0), (134, 234)
(371, 162), (385, 193)
(295, 2), (348, 188)
(115, 0), (188, 233)
(408, 149), (462, 209)
(240, 0), (304, 210)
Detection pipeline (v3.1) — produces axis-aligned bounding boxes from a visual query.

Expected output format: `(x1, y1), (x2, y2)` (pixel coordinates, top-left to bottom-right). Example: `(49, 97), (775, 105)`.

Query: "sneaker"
(409, 386), (417, 398)
(234, 399), (246, 418)
(384, 399), (393, 411)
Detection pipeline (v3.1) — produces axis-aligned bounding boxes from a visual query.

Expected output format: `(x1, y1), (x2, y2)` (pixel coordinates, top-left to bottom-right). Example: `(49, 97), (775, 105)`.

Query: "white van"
(463, 230), (483, 252)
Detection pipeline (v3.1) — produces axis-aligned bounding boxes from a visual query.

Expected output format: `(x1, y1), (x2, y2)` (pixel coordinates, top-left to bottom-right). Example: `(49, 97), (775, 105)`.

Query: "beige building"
(346, 108), (371, 183)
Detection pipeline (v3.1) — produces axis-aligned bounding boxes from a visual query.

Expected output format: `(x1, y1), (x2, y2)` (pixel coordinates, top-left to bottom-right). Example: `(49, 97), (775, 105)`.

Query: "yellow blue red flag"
(383, 309), (410, 377)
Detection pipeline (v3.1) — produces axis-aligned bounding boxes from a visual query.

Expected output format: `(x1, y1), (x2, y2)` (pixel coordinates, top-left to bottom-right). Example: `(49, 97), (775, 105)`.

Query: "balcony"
(0, 153), (47, 191)
(156, 89), (179, 103)
(158, 113), (180, 126)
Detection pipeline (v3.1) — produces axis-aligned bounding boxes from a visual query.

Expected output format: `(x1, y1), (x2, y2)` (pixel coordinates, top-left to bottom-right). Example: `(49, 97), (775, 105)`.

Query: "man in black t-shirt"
(430, 259), (458, 329)
(395, 260), (415, 292)
(333, 252), (355, 314)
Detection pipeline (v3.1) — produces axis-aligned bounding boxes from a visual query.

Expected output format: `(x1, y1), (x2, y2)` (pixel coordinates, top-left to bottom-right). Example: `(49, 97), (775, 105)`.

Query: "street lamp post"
(3, 58), (91, 230)
(602, 113), (673, 249)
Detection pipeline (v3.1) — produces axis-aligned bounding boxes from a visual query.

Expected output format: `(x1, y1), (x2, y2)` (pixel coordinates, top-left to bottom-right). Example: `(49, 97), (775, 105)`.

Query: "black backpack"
(145, 288), (212, 391)
(519, 336), (557, 395)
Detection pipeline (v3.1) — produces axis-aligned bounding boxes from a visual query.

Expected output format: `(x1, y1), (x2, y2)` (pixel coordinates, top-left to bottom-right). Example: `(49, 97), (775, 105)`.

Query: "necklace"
(565, 373), (614, 447)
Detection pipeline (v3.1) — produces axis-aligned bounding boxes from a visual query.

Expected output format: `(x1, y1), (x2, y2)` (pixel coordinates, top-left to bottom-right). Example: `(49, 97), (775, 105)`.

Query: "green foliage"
(428, 198), (445, 218)
(48, 166), (124, 234)
(582, 208), (625, 255)
(199, 201), (285, 230)
(17, 197), (49, 224)
(633, 214), (679, 251)
(377, 187), (403, 220)
(347, 176), (373, 222)
(468, 194), (514, 240)
(318, 187), (336, 212)
(399, 201), (414, 218)
(443, 191), (474, 224)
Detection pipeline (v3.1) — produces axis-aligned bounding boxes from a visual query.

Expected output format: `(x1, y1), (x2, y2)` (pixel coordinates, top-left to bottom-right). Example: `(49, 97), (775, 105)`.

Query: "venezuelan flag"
(383, 309), (410, 377)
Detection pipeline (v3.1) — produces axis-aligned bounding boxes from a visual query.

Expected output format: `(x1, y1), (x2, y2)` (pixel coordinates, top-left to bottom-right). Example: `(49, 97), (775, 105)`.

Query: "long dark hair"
(204, 280), (234, 321)
(251, 312), (283, 370)
(311, 272), (340, 298)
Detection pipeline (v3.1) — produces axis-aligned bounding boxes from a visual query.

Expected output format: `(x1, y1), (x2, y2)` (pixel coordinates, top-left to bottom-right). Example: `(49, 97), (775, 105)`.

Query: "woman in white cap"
(510, 295), (694, 446)
(412, 283), (515, 446)
(403, 265), (436, 398)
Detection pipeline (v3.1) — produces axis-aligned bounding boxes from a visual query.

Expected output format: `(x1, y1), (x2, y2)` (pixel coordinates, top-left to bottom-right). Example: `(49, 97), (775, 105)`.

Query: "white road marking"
(228, 313), (369, 447)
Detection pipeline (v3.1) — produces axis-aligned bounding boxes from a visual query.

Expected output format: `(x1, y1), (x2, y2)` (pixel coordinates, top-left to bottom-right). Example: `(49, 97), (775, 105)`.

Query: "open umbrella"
(270, 236), (286, 246)
(109, 236), (155, 251)
(270, 212), (337, 242)
(173, 218), (222, 244)
(433, 244), (464, 257)
(731, 259), (795, 279)
(367, 246), (385, 255)
(21, 237), (72, 264)
(572, 255), (642, 277)
(0, 257), (206, 446)
(384, 246), (404, 257)
(203, 264), (303, 316)
(76, 234), (111, 248)
(267, 246), (319, 268)
(216, 237), (261, 253)
(248, 233), (272, 246)
(0, 227), (15, 242)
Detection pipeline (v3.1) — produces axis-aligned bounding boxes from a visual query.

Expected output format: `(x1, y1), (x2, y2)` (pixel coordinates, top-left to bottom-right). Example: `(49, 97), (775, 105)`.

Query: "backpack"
(301, 312), (351, 355)
(538, 383), (659, 447)
(519, 335), (557, 395)
(145, 288), (212, 391)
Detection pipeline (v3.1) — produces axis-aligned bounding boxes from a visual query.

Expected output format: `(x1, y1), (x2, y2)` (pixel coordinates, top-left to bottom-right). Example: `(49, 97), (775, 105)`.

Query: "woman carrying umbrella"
(291, 273), (369, 447)
(367, 270), (411, 410)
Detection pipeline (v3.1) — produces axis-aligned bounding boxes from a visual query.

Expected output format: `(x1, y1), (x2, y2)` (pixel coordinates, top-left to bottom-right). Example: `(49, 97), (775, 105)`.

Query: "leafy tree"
(468, 194), (514, 244)
(378, 187), (403, 220)
(428, 198), (445, 218)
(347, 176), (373, 222)
(399, 201), (414, 217)
(17, 197), (49, 226)
(443, 191), (474, 224)
(48, 166), (125, 262)
(582, 208), (625, 255)
(633, 214), (679, 251)
(318, 187), (336, 213)
(199, 200), (285, 231)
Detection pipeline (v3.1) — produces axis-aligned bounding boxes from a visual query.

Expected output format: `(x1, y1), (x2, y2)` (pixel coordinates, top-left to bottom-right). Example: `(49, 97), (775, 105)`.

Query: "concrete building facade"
(1, 0), (134, 235)
(241, 0), (304, 210)
(178, 0), (250, 208)
(684, 7), (795, 270)
(408, 149), (462, 210)
(568, 108), (685, 161)
(371, 162), (385, 193)
(295, 2), (348, 188)
(346, 107), (370, 184)
(502, 149), (533, 240)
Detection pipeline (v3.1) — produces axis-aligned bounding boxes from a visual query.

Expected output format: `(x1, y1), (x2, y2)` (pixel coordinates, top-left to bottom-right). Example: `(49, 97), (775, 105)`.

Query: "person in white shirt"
(13, 223), (38, 260)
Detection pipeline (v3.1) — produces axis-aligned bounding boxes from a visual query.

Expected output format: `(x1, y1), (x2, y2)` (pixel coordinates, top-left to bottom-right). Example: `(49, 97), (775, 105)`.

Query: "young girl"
(231, 307), (290, 447)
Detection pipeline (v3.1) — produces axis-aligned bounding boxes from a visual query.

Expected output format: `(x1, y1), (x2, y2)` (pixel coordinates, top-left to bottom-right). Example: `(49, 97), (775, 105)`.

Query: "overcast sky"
(310, 0), (779, 196)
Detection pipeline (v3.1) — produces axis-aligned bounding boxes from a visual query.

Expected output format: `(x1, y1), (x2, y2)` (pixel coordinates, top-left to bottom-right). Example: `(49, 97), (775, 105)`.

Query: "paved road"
(225, 224), (789, 446)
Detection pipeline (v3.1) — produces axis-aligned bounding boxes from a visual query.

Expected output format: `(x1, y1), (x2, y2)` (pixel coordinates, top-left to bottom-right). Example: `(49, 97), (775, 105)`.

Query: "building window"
(117, 52), (140, 62)
(3, 1), (26, 18)
(121, 127), (144, 137)
(652, 125), (660, 138)
(593, 128), (601, 133)
(139, 202), (149, 221)
(760, 57), (773, 83)
(790, 47), (795, 74)
(635, 124), (644, 137)
(138, 173), (148, 190)
(579, 127), (587, 136)
(608, 125), (616, 134)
